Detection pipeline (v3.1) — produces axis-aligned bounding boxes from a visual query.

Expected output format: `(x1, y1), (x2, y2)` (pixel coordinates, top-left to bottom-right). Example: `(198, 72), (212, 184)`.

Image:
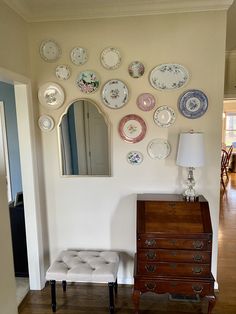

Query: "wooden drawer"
(137, 261), (211, 277)
(134, 277), (214, 296)
(137, 249), (211, 263)
(138, 236), (211, 250)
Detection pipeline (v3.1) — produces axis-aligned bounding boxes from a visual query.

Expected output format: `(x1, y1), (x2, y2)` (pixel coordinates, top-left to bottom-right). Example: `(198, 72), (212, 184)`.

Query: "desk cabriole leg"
(205, 295), (216, 314)
(133, 289), (141, 314)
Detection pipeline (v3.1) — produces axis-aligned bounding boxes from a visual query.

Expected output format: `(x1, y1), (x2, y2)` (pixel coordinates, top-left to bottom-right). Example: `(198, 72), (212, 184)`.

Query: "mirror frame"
(57, 98), (112, 177)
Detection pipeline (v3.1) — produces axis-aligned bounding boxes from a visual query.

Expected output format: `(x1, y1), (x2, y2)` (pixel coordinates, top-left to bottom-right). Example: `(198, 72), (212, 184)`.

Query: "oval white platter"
(149, 63), (189, 90)
(39, 39), (61, 62)
(127, 151), (143, 165)
(70, 47), (88, 65)
(153, 105), (176, 127)
(76, 71), (99, 93)
(128, 61), (145, 78)
(55, 65), (71, 80)
(136, 93), (156, 111)
(38, 82), (65, 109)
(147, 138), (171, 159)
(178, 89), (208, 119)
(38, 115), (54, 132)
(102, 79), (128, 109)
(101, 47), (121, 70)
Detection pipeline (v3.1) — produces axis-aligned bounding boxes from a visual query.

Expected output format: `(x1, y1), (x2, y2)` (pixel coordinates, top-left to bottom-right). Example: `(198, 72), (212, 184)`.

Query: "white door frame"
(0, 67), (45, 290)
(0, 101), (12, 202)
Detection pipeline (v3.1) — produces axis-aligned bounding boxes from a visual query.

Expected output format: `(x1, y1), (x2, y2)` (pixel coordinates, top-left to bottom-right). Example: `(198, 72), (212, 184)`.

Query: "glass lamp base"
(183, 167), (199, 202)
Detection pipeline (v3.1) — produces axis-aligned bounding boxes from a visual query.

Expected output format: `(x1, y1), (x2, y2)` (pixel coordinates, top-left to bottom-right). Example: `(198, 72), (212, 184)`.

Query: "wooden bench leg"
(50, 280), (56, 312)
(108, 282), (115, 313)
(62, 280), (67, 292)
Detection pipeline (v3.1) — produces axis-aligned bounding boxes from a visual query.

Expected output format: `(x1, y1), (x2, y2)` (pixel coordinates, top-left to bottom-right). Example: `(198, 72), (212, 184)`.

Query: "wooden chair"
(221, 149), (229, 190)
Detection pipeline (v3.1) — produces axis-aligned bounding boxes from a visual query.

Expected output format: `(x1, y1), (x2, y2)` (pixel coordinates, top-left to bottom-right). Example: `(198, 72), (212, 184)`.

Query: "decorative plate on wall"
(38, 82), (65, 109)
(149, 63), (189, 90)
(128, 61), (145, 78)
(39, 39), (61, 62)
(55, 65), (71, 80)
(38, 115), (54, 132)
(76, 71), (99, 93)
(178, 89), (208, 119)
(127, 151), (143, 165)
(118, 114), (146, 143)
(100, 47), (121, 69)
(102, 79), (128, 109)
(136, 93), (156, 111)
(147, 138), (171, 159)
(153, 105), (176, 127)
(70, 47), (88, 65)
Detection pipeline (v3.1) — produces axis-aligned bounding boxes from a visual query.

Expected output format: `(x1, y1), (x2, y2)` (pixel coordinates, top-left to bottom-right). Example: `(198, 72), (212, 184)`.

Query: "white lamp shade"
(176, 132), (205, 167)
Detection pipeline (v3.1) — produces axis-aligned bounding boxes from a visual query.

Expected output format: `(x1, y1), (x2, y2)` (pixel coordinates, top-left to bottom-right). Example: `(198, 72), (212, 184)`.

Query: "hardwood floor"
(19, 176), (236, 314)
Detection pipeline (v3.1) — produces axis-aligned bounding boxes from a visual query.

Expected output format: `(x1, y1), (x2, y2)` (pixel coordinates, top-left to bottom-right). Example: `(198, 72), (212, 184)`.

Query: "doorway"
(0, 67), (46, 294)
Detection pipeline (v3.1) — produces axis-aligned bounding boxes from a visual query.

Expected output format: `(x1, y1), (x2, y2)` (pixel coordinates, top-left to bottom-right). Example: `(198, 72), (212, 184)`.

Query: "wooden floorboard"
(19, 174), (236, 313)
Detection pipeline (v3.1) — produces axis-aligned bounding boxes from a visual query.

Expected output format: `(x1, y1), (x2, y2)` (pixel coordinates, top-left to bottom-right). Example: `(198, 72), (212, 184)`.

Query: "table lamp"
(176, 131), (205, 201)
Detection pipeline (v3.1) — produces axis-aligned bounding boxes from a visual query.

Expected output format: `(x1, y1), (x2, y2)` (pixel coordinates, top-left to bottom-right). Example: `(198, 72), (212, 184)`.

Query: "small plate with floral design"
(70, 47), (88, 65)
(76, 71), (99, 93)
(101, 47), (121, 70)
(136, 93), (156, 111)
(38, 82), (65, 109)
(128, 61), (145, 78)
(102, 79), (128, 109)
(118, 114), (146, 143)
(38, 115), (54, 132)
(55, 65), (71, 80)
(127, 151), (143, 165)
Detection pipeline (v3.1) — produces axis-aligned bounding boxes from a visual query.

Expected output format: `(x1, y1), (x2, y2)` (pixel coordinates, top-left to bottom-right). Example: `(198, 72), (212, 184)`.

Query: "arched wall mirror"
(58, 99), (111, 176)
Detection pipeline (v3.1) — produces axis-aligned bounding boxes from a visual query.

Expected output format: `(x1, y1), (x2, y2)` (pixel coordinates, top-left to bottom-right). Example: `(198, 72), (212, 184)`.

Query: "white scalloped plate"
(101, 47), (121, 70)
(39, 39), (61, 62)
(38, 115), (54, 132)
(153, 105), (176, 127)
(147, 138), (171, 159)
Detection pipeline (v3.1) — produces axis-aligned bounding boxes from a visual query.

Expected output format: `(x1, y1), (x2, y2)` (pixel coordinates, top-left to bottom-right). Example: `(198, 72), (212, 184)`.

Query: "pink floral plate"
(76, 71), (99, 93)
(118, 114), (147, 143)
(136, 93), (156, 111)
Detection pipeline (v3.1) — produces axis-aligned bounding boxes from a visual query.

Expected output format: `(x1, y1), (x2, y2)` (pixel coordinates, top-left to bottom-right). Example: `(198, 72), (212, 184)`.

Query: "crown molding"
(3, 0), (234, 23)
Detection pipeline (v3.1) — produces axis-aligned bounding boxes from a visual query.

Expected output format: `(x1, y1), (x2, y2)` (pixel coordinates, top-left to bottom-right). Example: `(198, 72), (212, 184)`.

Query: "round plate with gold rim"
(147, 138), (171, 159)
(153, 105), (176, 127)
(38, 82), (65, 109)
(38, 115), (54, 132)
(39, 39), (61, 62)
(101, 47), (121, 70)
(118, 114), (146, 143)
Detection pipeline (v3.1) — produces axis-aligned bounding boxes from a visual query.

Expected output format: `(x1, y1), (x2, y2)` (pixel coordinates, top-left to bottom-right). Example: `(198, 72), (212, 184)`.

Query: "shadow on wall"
(110, 194), (136, 284)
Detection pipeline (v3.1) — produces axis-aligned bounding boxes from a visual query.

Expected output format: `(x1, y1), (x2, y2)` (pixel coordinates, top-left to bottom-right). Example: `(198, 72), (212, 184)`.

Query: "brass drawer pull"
(192, 285), (203, 294)
(193, 240), (204, 249)
(146, 251), (156, 260)
(145, 264), (156, 273)
(192, 266), (203, 274)
(145, 282), (156, 291)
(193, 253), (203, 262)
(145, 239), (156, 247)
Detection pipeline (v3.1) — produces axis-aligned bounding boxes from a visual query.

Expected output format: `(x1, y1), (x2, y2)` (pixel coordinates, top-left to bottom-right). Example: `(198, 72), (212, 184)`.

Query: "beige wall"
(29, 10), (226, 284)
(0, 0), (30, 77)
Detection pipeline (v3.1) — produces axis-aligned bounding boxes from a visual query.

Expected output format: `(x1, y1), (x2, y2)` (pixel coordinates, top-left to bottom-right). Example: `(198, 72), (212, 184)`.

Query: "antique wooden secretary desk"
(133, 194), (216, 314)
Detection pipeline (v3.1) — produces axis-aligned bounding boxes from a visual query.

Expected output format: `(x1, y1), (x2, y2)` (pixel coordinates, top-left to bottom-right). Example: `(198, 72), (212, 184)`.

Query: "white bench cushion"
(46, 250), (119, 283)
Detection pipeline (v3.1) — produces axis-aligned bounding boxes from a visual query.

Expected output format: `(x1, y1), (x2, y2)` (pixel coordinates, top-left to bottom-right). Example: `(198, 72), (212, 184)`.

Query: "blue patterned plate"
(127, 151), (143, 165)
(178, 89), (208, 119)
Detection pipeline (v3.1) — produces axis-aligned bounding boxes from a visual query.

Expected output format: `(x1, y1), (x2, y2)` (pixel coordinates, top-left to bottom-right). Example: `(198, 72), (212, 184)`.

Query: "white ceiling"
(3, 0), (236, 49)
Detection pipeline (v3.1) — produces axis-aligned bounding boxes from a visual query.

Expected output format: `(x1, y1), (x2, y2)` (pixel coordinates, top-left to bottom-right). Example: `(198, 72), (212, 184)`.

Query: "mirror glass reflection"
(59, 99), (110, 176)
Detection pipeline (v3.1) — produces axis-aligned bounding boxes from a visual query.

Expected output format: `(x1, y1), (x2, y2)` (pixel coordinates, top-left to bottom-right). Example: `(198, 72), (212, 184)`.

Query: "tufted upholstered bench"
(46, 250), (119, 313)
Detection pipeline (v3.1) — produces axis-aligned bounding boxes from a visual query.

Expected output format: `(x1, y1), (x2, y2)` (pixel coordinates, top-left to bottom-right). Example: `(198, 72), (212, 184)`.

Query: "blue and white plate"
(127, 151), (143, 165)
(178, 89), (208, 119)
